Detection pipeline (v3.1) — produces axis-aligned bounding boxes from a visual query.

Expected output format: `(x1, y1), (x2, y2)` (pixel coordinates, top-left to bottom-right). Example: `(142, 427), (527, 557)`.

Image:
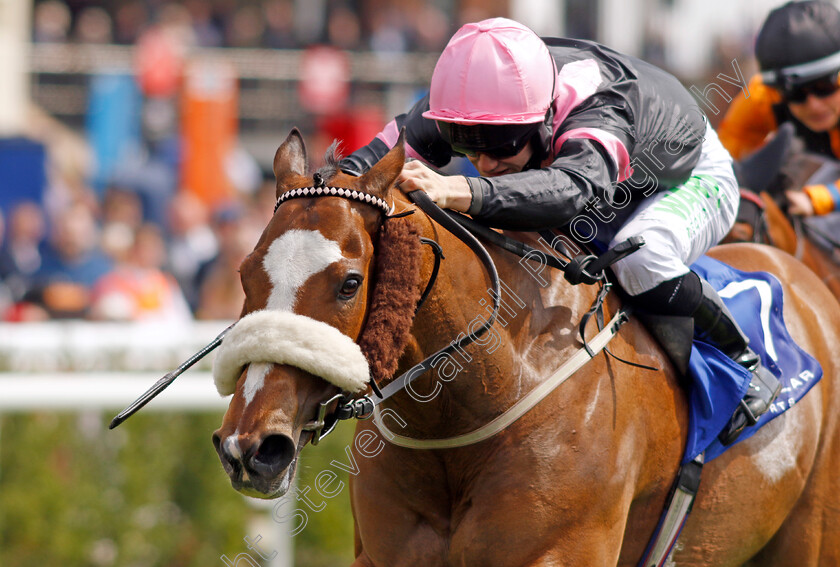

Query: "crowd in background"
(0, 167), (276, 323)
(8, 0), (456, 323)
(1, 0), (751, 325)
(32, 0), (457, 53)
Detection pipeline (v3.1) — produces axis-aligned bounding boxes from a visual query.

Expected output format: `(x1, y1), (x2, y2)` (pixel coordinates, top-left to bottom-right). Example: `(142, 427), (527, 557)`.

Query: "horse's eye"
(338, 275), (362, 300)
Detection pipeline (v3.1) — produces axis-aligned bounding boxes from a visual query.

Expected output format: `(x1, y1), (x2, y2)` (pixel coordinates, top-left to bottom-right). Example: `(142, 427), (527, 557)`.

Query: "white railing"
(0, 319), (228, 411)
(0, 319), (293, 566)
(0, 319), (226, 373)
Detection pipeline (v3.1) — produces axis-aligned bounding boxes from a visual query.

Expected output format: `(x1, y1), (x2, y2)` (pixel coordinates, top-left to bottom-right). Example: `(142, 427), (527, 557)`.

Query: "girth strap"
(638, 453), (705, 567)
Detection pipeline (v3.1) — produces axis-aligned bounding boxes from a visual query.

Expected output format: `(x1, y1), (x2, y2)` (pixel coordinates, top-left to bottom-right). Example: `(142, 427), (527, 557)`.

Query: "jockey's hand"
(396, 160), (472, 213)
(785, 189), (816, 216)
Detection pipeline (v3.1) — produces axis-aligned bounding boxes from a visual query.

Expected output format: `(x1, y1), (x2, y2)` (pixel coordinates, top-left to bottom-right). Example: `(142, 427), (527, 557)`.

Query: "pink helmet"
(422, 18), (557, 125)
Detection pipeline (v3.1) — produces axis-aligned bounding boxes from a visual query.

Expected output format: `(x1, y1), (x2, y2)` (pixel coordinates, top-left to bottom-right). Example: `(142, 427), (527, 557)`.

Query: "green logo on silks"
(653, 174), (724, 237)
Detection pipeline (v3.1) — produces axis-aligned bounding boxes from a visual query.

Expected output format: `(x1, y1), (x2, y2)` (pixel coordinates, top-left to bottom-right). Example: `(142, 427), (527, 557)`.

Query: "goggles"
(779, 73), (840, 103)
(437, 121), (542, 159)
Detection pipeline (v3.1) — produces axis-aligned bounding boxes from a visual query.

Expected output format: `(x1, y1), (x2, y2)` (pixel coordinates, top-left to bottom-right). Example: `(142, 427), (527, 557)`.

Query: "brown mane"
(357, 216), (422, 386)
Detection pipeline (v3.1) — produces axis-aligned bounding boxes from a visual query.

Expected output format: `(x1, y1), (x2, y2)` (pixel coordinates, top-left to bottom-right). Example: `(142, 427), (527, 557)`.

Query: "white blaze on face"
(244, 362), (271, 405)
(242, 229), (345, 407)
(263, 229), (345, 312)
(224, 429), (242, 461)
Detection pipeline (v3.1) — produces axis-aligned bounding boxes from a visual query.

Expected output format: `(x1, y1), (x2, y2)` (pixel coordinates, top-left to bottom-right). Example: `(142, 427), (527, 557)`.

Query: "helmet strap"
(527, 108), (554, 167)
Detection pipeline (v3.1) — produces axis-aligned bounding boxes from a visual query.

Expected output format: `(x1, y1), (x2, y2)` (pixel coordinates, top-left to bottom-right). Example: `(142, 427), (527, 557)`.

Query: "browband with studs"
(274, 185), (392, 215)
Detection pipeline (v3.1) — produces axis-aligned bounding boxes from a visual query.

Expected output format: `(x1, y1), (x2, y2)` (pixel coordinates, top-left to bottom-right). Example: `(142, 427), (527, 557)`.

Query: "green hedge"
(0, 412), (356, 566)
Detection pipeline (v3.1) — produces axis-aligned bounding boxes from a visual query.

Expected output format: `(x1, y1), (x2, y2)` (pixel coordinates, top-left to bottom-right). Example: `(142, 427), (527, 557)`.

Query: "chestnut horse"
(213, 130), (840, 566)
(754, 191), (840, 300)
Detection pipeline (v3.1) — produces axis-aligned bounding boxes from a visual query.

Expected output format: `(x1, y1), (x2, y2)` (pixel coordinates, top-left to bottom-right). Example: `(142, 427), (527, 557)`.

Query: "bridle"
(107, 178), (501, 438)
(270, 180), (640, 446)
(290, 185), (504, 445)
(110, 175), (642, 448)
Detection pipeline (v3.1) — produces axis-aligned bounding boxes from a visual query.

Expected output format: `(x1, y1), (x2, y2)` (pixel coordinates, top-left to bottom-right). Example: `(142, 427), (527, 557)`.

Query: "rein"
(110, 180), (639, 448)
(372, 309), (629, 449)
(312, 190), (640, 446)
(376, 190), (501, 401)
(303, 190), (504, 442)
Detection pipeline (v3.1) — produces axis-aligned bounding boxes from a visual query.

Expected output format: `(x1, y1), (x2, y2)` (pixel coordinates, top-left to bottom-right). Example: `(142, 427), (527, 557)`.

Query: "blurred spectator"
(134, 27), (186, 99)
(33, 0), (72, 43)
(166, 191), (218, 312)
(225, 145), (264, 197)
(411, 4), (451, 52)
(0, 201), (47, 303)
(23, 201), (112, 319)
(184, 0), (224, 47)
(457, 5), (493, 28)
(156, 2), (198, 50)
(26, 105), (97, 222)
(327, 4), (362, 51)
(73, 7), (113, 44)
(90, 223), (192, 322)
(226, 4), (266, 48)
(101, 187), (144, 231)
(100, 187), (145, 260)
(32, 0), (455, 51)
(20, 0), (477, 321)
(264, 0), (299, 49)
(110, 98), (180, 227)
(0, 210), (14, 318)
(251, 180), (279, 227)
(195, 205), (255, 320)
(369, 9), (411, 54)
(113, 0), (150, 45)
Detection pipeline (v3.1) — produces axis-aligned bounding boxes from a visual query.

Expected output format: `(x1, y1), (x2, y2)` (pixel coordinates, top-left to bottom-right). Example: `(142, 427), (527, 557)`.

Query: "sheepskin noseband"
(213, 310), (371, 395)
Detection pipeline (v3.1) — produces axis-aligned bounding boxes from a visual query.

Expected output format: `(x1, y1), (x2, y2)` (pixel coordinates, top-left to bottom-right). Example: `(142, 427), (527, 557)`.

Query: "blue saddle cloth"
(681, 256), (823, 463)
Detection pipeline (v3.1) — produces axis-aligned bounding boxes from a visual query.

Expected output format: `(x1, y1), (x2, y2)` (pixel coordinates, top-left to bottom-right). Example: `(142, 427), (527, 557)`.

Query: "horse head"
(759, 190), (799, 254)
(212, 128), (414, 498)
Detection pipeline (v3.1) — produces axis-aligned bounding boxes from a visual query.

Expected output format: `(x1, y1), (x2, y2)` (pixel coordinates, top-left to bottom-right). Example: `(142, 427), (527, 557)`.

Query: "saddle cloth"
(681, 255), (823, 463)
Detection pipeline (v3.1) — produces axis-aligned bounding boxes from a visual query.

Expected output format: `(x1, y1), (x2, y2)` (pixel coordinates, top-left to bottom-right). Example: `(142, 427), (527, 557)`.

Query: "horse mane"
(357, 217), (423, 387)
(314, 140), (343, 182)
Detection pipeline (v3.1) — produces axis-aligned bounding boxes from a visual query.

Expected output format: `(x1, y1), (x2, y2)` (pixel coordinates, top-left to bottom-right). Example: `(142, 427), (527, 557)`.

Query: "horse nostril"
(251, 434), (296, 477)
(212, 432), (242, 477)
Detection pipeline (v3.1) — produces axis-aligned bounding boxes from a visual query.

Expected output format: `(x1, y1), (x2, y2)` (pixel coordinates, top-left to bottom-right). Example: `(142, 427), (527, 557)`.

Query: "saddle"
(474, 223), (820, 463)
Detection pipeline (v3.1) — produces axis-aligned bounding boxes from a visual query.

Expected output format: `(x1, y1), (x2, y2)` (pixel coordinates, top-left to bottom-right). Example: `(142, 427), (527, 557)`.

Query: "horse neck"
(798, 237), (840, 298)
(760, 191), (798, 254)
(386, 211), (598, 436)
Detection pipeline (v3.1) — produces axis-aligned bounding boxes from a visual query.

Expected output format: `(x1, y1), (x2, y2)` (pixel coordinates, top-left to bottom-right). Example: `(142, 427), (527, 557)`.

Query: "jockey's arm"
(438, 86), (633, 231)
(788, 181), (840, 215)
(717, 75), (780, 161)
(341, 93), (629, 231)
(339, 94), (454, 176)
(461, 138), (619, 230)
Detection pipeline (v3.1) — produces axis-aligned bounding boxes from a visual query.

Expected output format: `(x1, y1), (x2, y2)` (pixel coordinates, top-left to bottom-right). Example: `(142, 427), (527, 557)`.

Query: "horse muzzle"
(212, 429), (299, 498)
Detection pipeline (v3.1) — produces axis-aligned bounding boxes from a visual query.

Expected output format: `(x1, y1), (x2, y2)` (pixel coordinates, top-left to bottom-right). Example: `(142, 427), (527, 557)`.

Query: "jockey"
(340, 17), (780, 446)
(719, 0), (840, 217)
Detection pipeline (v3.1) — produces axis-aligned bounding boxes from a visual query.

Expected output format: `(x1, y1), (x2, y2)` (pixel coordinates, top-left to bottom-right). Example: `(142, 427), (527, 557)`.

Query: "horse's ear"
(273, 128), (307, 188)
(359, 128), (406, 198)
(759, 191), (797, 254)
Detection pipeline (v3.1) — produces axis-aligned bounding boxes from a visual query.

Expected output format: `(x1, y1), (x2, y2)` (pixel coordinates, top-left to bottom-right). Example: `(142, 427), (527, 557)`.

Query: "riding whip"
(108, 324), (233, 429)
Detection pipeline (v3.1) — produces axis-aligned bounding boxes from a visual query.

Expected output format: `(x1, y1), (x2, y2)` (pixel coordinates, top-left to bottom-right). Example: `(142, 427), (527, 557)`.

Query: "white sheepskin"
(213, 310), (370, 395)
